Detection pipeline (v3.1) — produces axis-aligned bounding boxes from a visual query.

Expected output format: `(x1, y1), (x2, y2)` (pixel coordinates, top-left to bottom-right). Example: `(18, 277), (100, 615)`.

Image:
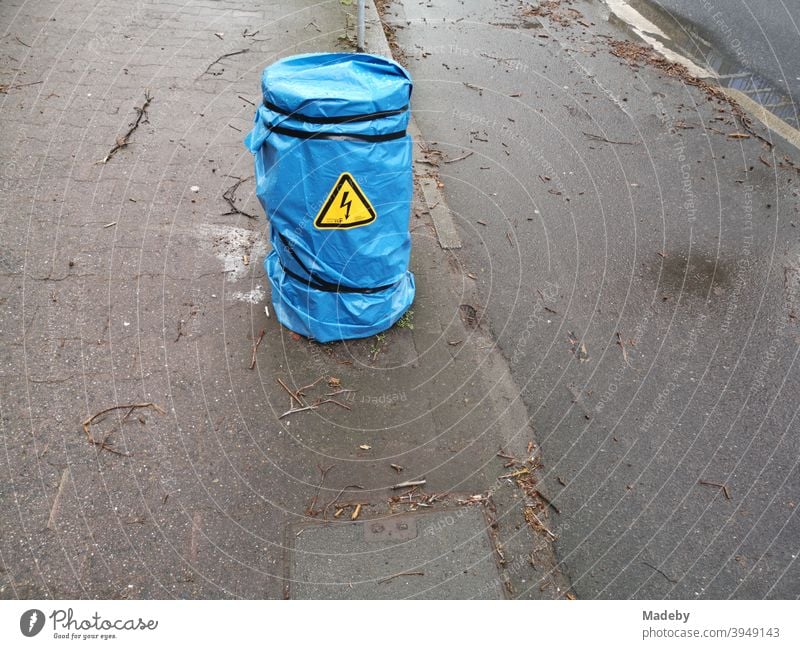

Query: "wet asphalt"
(383, 0), (800, 598)
(647, 0), (800, 114)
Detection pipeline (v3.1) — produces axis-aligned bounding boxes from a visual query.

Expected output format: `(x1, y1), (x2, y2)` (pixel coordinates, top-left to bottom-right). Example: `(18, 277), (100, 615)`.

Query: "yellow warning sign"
(314, 173), (377, 230)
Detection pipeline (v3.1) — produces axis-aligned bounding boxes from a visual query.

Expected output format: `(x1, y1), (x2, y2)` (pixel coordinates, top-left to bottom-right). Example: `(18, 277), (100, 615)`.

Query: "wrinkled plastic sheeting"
(245, 53), (415, 342)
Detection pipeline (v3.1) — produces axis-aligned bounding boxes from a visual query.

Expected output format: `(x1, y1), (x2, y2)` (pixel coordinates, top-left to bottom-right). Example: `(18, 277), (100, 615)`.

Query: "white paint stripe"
(605, 0), (713, 79)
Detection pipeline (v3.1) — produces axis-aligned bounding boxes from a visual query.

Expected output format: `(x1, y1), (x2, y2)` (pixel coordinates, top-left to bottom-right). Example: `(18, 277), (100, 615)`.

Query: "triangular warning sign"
(314, 173), (377, 230)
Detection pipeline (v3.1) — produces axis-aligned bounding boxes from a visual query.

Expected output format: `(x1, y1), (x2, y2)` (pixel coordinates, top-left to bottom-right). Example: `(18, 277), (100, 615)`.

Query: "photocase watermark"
(18, 607), (158, 641)
(345, 390), (406, 405)
(510, 280), (560, 367)
(19, 609), (45, 637)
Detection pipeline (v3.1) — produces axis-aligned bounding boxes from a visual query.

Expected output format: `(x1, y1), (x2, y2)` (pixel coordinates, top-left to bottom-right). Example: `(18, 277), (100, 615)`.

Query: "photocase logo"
(20, 609), (45, 637)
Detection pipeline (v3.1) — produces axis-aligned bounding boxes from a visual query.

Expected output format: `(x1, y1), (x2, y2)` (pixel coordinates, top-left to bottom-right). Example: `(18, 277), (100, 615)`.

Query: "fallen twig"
(222, 176), (258, 219)
(582, 131), (637, 145)
(81, 402), (164, 455)
(392, 479), (426, 490)
(99, 91), (153, 164)
(699, 479), (732, 500)
(249, 328), (265, 369)
(499, 467), (529, 480)
(297, 376), (324, 396)
(443, 151), (474, 164)
(278, 404), (317, 419)
(616, 331), (630, 366)
(524, 507), (557, 540)
(325, 389), (356, 397)
(276, 378), (303, 408)
(378, 571), (425, 584)
(642, 560), (678, 584)
(306, 464), (335, 516)
(315, 398), (351, 411)
(0, 79), (42, 94)
(463, 82), (484, 95)
(47, 467), (70, 529)
(199, 48), (249, 77)
(322, 484), (364, 520)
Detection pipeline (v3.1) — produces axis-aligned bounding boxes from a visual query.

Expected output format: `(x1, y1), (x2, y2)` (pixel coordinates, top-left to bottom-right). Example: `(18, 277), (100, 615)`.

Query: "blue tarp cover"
(245, 53), (415, 342)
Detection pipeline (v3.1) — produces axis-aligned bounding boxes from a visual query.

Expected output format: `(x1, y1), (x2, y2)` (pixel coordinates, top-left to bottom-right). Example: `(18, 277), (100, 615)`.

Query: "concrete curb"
(358, 0), (573, 599)
(362, 0), (462, 250)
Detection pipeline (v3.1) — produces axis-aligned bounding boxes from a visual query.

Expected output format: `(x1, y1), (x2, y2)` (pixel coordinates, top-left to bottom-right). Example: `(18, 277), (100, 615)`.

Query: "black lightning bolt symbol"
(339, 190), (352, 220)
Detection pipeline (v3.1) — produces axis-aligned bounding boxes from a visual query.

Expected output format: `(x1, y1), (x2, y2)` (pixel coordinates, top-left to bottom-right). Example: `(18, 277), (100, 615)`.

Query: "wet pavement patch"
(608, 0), (799, 129)
(286, 508), (505, 599)
(652, 250), (732, 297)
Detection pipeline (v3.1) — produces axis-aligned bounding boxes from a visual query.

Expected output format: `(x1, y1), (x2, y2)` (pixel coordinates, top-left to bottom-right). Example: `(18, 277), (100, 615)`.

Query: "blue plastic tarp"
(245, 53), (415, 342)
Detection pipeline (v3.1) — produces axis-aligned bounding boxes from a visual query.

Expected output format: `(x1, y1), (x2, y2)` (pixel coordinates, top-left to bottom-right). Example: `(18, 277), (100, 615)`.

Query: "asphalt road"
(647, 0), (800, 110)
(384, 0), (800, 598)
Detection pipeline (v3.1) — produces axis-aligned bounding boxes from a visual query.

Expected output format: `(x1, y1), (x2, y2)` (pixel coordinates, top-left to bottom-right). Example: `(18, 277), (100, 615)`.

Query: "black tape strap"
(263, 99), (408, 124)
(278, 233), (395, 294)
(266, 122), (406, 142)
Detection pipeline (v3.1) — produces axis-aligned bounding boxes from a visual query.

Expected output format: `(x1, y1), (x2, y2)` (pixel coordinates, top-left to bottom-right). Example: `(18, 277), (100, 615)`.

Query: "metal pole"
(357, 0), (365, 52)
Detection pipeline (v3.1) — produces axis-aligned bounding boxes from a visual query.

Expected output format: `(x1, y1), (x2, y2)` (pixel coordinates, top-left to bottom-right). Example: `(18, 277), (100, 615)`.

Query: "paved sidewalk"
(0, 0), (566, 599)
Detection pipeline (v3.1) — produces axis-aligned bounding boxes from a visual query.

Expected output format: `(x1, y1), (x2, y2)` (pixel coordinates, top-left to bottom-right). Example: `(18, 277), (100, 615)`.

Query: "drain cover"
(287, 507), (505, 599)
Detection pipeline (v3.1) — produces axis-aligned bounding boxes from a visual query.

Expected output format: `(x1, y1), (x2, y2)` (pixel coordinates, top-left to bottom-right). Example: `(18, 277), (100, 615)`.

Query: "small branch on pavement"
(222, 176), (258, 219)
(0, 79), (42, 93)
(463, 82), (484, 95)
(391, 479), (426, 490)
(306, 463), (335, 516)
(378, 571), (425, 584)
(278, 404), (317, 419)
(325, 389), (356, 397)
(81, 402), (164, 455)
(616, 331), (630, 366)
(199, 48), (249, 77)
(314, 398), (351, 411)
(296, 376), (324, 397)
(249, 328), (265, 369)
(99, 91), (153, 164)
(276, 378), (304, 408)
(582, 131), (637, 145)
(642, 560), (678, 584)
(443, 151), (474, 164)
(698, 479), (732, 500)
(323, 484), (364, 520)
